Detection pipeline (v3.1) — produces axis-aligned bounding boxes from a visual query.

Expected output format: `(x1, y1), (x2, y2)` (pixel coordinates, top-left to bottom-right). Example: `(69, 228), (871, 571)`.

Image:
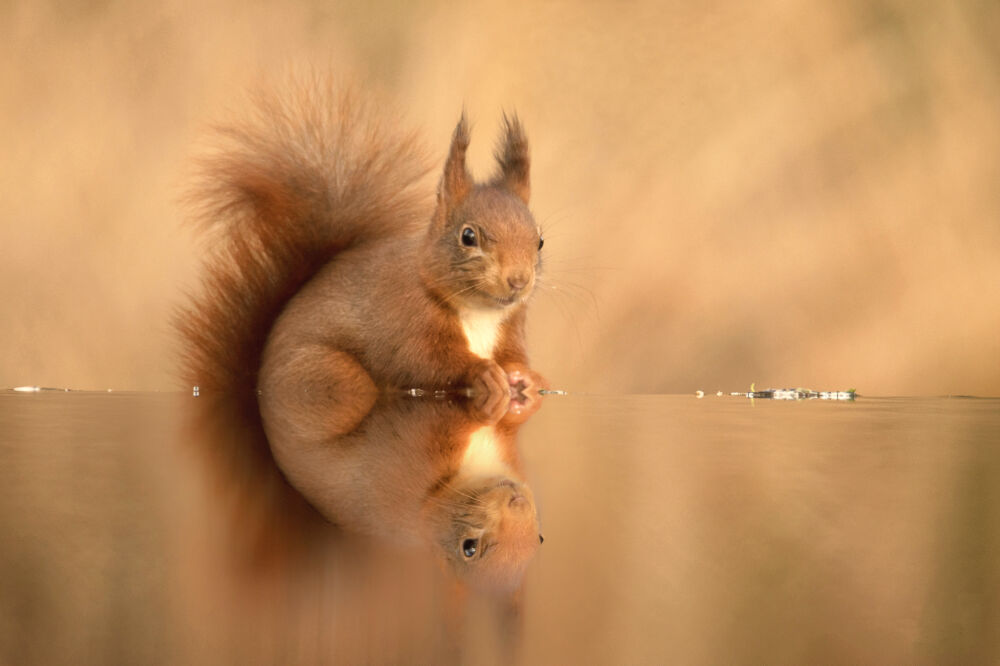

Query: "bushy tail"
(176, 77), (432, 393)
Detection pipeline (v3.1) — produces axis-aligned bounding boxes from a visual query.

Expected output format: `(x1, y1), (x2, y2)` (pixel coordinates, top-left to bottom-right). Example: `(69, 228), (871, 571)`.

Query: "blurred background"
(3, 0), (999, 396)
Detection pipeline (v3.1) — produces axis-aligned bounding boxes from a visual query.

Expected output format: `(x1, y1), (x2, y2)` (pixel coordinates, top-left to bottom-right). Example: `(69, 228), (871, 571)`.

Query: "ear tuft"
(492, 112), (530, 204)
(438, 112), (472, 211)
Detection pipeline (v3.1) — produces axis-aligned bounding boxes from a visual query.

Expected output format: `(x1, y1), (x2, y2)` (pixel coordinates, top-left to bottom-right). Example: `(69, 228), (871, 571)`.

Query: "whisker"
(535, 276), (600, 316)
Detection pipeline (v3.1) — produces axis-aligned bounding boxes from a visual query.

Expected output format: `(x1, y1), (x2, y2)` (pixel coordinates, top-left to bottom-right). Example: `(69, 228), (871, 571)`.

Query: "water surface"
(1, 392), (997, 664)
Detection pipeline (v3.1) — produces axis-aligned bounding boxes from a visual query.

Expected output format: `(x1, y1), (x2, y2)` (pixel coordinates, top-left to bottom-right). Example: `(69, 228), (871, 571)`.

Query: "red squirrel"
(177, 78), (547, 590)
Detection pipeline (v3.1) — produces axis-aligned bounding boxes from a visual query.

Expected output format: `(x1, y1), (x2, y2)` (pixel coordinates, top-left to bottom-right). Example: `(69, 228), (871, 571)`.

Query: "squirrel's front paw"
(501, 363), (548, 423)
(466, 360), (511, 424)
(503, 363), (549, 397)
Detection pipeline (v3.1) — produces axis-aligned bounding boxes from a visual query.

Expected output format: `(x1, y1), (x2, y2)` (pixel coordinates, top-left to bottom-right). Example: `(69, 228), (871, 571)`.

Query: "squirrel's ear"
(492, 112), (530, 205)
(438, 114), (472, 211)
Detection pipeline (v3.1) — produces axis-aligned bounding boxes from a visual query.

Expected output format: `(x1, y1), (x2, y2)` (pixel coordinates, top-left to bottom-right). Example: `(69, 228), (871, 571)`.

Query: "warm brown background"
(3, 0), (998, 396)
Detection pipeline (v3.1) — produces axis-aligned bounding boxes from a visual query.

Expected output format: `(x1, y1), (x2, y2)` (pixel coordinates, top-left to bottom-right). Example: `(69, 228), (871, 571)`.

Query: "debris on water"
(695, 390), (705, 398)
(538, 389), (568, 395)
(11, 386), (73, 393)
(729, 386), (857, 401)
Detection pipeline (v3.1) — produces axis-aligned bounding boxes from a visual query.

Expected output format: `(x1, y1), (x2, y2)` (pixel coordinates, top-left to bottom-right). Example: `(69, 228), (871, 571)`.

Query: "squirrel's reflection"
(261, 381), (544, 592)
(187, 384), (544, 594)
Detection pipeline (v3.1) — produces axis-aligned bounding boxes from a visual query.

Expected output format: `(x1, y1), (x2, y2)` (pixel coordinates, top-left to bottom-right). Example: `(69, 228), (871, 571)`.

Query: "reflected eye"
(462, 538), (478, 558)
(538, 237), (544, 251)
(461, 227), (478, 247)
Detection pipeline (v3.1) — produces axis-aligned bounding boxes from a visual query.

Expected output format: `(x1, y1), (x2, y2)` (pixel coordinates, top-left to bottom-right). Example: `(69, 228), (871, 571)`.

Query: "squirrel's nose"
(507, 272), (530, 291)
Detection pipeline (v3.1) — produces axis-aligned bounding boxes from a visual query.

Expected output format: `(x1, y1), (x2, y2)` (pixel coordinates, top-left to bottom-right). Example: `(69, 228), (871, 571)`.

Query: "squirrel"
(177, 77), (548, 590)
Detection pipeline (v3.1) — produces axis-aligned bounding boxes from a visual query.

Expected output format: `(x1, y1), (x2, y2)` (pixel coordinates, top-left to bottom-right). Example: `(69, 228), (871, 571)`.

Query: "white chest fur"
(459, 308), (507, 359)
(459, 426), (510, 478)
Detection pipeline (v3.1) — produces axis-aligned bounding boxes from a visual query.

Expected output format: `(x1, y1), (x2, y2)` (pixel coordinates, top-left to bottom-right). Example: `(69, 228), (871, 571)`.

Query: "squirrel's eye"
(462, 538), (478, 558)
(461, 227), (478, 247)
(538, 237), (544, 251)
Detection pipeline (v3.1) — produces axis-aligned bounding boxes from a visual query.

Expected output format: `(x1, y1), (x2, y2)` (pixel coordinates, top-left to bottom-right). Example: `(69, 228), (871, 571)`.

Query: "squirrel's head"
(423, 475), (541, 593)
(423, 113), (543, 311)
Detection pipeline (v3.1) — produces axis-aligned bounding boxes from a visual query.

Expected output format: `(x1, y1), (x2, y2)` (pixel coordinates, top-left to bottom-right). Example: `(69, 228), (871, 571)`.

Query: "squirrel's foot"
(467, 360), (511, 424)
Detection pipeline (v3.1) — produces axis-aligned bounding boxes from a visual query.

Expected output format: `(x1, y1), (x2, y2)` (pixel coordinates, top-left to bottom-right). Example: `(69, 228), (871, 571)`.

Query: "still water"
(1, 391), (997, 664)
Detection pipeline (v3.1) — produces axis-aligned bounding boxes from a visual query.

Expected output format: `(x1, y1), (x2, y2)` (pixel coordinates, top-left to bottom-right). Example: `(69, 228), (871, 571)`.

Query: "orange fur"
(176, 78), (431, 395)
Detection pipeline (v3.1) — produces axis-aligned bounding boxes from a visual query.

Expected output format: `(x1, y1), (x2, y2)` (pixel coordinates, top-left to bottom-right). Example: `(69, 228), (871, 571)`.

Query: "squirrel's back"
(176, 77), (433, 393)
